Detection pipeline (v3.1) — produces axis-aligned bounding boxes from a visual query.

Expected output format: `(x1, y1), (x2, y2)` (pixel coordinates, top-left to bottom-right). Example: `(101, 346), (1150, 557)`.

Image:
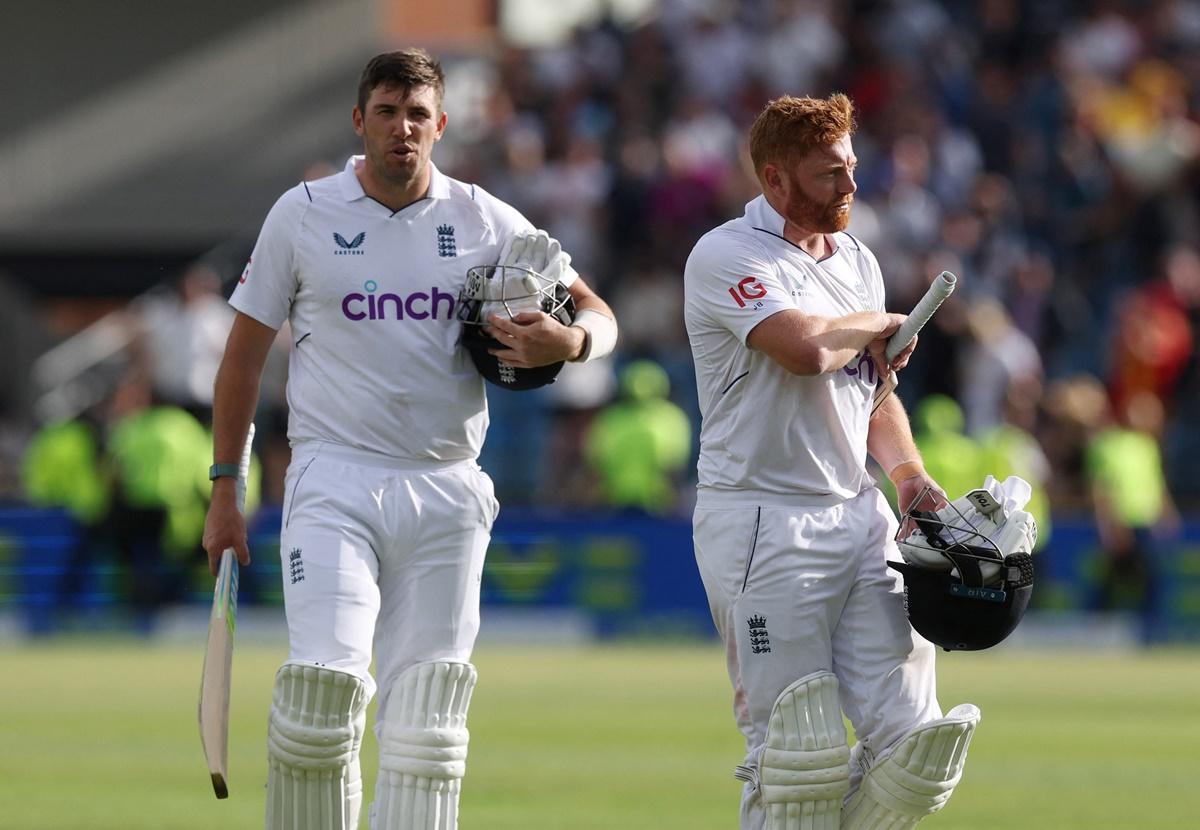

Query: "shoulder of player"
(290, 167), (344, 204)
(833, 230), (876, 259)
(436, 175), (500, 215)
(834, 231), (882, 269)
(686, 223), (774, 280)
(436, 177), (527, 235)
(257, 181), (320, 236)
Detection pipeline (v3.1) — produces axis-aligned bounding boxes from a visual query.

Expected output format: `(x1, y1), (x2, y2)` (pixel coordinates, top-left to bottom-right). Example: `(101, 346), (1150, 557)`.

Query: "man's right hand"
(202, 482), (250, 577)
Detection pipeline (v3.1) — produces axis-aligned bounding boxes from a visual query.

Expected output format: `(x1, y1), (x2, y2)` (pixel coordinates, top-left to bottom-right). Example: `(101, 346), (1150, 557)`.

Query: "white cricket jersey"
(232, 156), (574, 462)
(684, 195), (886, 504)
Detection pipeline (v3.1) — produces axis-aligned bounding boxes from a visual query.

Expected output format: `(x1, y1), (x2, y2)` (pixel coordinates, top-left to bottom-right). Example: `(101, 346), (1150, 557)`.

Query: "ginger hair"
(748, 94), (856, 183)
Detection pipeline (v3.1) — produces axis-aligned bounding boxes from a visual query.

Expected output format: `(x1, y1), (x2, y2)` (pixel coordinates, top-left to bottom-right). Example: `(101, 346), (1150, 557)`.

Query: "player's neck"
(783, 221), (835, 260)
(356, 162), (431, 213)
(765, 192), (836, 259)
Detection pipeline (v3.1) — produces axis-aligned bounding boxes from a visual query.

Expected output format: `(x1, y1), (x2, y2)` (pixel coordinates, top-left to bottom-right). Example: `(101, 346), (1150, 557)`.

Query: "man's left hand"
(889, 333), (918, 373)
(896, 471), (946, 517)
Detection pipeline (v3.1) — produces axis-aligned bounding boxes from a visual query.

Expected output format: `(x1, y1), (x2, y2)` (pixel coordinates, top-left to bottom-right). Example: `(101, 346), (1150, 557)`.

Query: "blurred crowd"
(465, 0), (1199, 521)
(6, 0), (1200, 625)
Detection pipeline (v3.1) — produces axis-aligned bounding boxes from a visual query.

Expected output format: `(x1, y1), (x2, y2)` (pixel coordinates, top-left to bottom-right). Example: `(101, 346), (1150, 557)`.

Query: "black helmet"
(889, 553), (1034, 651)
(457, 264), (575, 391)
(890, 501), (1035, 651)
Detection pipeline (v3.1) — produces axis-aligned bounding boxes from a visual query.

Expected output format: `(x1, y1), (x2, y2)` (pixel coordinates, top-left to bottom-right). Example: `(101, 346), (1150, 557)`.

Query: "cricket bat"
(199, 423), (254, 799)
(871, 271), (957, 416)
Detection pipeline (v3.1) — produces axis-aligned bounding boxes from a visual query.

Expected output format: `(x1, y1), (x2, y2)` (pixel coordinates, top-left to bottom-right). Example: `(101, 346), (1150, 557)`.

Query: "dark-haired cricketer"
(202, 48), (615, 830)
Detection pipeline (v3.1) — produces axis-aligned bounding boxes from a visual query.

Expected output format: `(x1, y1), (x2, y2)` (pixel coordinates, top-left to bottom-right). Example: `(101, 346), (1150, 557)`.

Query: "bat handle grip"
(884, 271), (957, 362)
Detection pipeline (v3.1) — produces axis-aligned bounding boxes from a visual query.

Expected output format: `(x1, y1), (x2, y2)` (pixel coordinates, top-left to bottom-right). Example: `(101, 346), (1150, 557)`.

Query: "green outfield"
(1, 641), (1197, 829)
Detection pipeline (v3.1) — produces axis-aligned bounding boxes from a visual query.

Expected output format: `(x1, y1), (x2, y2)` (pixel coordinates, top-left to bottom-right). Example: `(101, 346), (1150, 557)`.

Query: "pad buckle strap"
(734, 764), (759, 787)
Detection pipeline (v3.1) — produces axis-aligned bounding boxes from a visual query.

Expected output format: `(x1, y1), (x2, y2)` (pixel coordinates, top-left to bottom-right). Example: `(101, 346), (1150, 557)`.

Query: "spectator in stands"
(1085, 385), (1179, 642)
(908, 394), (984, 504)
(137, 262), (236, 425)
(1163, 245), (1200, 503)
(538, 359), (618, 507)
(21, 412), (110, 627)
(584, 359), (691, 514)
(103, 373), (214, 631)
(21, 369), (250, 631)
(1108, 245), (1196, 420)
(977, 377), (1053, 550)
(960, 297), (1042, 436)
(21, 418), (108, 528)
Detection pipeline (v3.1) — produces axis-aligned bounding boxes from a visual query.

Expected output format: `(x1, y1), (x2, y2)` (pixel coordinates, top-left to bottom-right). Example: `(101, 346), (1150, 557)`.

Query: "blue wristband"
(209, 463), (240, 481)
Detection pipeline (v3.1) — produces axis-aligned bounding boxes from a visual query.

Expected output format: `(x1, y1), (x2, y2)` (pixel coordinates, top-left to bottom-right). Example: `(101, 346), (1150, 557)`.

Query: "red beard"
(783, 175), (852, 233)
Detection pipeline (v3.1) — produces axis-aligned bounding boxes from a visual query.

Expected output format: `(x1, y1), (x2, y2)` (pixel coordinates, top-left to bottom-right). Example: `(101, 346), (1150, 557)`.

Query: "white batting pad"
(266, 662), (370, 830)
(370, 661), (477, 830)
(758, 671), (851, 830)
(841, 703), (981, 830)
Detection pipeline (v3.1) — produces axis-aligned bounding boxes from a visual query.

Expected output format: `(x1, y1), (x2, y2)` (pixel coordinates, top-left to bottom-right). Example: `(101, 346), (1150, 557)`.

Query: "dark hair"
(749, 94), (856, 183)
(357, 49), (445, 114)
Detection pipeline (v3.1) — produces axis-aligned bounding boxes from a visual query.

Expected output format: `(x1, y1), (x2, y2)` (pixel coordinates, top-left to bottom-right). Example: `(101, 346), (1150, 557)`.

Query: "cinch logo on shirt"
(843, 350), (878, 385)
(729, 277), (767, 308)
(333, 231), (366, 255)
(341, 280), (456, 321)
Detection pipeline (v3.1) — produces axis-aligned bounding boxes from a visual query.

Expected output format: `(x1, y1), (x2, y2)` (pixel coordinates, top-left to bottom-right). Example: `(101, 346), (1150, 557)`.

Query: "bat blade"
(199, 548), (238, 798)
(198, 423), (254, 799)
(871, 271), (957, 415)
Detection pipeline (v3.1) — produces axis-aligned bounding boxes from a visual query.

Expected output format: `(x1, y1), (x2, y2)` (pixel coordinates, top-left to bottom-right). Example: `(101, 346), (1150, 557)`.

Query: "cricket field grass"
(0, 640), (1197, 829)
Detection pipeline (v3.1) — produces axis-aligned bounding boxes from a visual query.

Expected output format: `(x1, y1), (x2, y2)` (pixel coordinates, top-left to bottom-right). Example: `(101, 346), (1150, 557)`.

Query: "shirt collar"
(745, 194), (787, 235)
(337, 155), (451, 202)
(746, 194), (843, 260)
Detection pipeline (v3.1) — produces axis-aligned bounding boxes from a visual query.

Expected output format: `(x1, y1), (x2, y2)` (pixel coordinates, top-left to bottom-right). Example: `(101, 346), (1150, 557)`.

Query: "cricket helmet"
(457, 263), (575, 391)
(890, 484), (1036, 651)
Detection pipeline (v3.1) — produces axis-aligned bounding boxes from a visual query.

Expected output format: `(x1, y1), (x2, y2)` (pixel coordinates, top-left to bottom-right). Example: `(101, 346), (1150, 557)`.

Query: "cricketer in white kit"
(202, 49), (615, 830)
(684, 94), (979, 830)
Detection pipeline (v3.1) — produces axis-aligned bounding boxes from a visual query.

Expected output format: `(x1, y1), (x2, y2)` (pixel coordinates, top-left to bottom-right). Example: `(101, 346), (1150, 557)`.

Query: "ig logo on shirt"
(728, 277), (767, 309)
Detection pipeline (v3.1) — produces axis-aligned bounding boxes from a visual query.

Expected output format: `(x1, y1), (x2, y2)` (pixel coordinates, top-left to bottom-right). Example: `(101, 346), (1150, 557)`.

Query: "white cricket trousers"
(278, 440), (497, 726)
(693, 486), (940, 830)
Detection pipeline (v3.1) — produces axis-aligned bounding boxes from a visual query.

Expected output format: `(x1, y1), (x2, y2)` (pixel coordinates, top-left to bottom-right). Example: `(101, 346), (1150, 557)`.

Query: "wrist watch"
(209, 463), (240, 481)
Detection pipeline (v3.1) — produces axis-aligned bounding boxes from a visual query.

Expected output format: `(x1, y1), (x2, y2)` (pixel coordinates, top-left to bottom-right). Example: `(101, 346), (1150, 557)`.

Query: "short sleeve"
(684, 229), (795, 345)
(229, 187), (306, 330)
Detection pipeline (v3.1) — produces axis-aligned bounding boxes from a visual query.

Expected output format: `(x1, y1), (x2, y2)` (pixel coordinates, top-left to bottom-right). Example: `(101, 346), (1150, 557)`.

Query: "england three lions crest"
(747, 615), (771, 654)
(437, 224), (457, 258)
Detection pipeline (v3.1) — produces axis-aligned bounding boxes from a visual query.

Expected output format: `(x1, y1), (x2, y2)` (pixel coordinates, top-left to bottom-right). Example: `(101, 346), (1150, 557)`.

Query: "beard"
(783, 175), (853, 234)
(364, 133), (425, 188)
(374, 149), (421, 186)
